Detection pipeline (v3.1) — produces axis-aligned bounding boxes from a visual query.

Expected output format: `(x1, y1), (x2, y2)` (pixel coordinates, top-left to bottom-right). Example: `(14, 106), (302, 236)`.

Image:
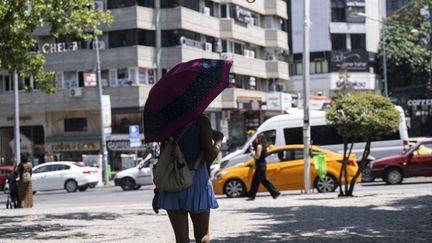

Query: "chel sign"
(42, 41), (79, 54)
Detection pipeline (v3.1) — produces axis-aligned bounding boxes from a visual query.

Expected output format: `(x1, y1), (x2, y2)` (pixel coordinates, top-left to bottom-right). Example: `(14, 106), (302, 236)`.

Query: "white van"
(212, 107), (409, 180)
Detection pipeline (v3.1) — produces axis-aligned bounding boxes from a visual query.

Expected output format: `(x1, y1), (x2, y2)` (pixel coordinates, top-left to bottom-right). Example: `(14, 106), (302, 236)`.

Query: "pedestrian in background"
(247, 134), (280, 200)
(17, 154), (33, 208)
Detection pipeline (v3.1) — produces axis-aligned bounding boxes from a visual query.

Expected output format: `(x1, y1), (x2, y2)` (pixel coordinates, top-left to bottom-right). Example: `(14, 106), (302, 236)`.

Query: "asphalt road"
(2, 177), (431, 209)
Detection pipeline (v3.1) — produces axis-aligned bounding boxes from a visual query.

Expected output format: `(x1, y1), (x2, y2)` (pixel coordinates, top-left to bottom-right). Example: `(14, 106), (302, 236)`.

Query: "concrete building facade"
(287, 0), (385, 97)
(0, 0), (290, 168)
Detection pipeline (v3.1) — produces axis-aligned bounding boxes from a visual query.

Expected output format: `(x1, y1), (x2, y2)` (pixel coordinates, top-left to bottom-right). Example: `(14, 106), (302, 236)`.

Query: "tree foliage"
(378, 0), (432, 90)
(0, 0), (112, 93)
(326, 92), (400, 196)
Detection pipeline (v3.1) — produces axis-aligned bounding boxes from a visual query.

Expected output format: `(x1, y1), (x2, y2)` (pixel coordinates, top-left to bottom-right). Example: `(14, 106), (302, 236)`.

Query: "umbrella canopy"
(144, 58), (233, 143)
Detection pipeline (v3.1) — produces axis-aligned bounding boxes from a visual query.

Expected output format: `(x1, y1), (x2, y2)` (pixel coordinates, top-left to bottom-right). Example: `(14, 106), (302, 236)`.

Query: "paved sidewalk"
(1, 188), (431, 242)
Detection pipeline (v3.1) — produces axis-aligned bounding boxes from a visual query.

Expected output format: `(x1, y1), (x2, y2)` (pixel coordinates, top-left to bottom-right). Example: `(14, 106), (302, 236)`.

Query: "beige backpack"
(152, 122), (202, 192)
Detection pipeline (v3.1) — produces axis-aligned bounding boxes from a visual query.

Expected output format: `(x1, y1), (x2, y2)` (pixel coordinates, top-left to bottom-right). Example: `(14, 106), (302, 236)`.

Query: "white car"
(32, 162), (99, 193)
(114, 155), (153, 191)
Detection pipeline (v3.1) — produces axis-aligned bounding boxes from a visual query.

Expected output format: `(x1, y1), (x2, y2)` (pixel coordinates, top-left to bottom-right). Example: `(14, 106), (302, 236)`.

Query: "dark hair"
(21, 154), (29, 163)
(256, 134), (267, 147)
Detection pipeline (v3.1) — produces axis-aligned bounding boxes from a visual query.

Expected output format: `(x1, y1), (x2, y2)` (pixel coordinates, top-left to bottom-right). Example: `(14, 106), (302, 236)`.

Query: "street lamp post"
(94, 30), (109, 185)
(302, 0), (311, 193)
(13, 71), (21, 166)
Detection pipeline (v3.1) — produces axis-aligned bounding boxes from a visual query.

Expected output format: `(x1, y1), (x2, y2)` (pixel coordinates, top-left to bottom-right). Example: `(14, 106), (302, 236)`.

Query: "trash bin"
(312, 152), (327, 179)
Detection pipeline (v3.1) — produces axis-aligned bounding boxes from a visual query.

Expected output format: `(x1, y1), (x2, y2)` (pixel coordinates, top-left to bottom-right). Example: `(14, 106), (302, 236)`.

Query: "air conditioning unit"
(202, 7), (211, 16)
(68, 87), (82, 97)
(244, 49), (250, 57)
(93, 1), (104, 10)
(204, 42), (212, 52)
(248, 50), (255, 58)
(222, 110), (231, 120)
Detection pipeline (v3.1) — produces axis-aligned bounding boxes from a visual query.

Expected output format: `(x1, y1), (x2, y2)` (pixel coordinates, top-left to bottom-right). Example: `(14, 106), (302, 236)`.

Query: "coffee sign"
(42, 41), (79, 54)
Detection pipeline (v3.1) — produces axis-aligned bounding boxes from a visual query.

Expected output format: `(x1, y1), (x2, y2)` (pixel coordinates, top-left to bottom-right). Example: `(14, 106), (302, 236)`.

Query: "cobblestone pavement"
(1, 188), (431, 243)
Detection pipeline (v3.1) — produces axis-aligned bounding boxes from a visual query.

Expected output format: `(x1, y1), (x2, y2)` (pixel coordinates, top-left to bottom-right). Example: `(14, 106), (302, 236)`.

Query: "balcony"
(43, 46), (154, 71)
(266, 61), (289, 80)
(265, 29), (289, 50)
(160, 7), (221, 37)
(264, 0), (288, 19)
(223, 53), (267, 79)
(220, 19), (266, 46)
(161, 46), (220, 68)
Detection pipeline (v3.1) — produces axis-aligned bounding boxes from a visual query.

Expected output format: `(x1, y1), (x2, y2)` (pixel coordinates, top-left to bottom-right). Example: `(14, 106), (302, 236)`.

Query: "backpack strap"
(175, 121), (195, 143)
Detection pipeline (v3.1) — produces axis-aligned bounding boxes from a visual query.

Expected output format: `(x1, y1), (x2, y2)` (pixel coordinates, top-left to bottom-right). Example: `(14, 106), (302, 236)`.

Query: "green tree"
(326, 92), (400, 196)
(378, 0), (431, 90)
(0, 0), (112, 93)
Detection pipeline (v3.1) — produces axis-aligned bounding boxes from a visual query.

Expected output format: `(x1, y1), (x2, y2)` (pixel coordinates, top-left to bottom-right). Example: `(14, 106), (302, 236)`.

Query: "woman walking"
(247, 134), (280, 200)
(153, 115), (223, 243)
(17, 155), (33, 208)
(144, 58), (232, 242)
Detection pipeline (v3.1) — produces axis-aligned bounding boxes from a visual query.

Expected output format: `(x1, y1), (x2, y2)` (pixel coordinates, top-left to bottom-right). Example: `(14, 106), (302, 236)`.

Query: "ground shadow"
(44, 212), (120, 221)
(0, 212), (121, 240)
(213, 195), (432, 242)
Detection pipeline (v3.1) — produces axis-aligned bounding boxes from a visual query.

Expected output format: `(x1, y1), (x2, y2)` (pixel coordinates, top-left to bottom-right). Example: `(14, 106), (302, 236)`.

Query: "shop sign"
(102, 95), (112, 137)
(266, 92), (292, 111)
(235, 6), (253, 24)
(330, 50), (368, 71)
(84, 72), (97, 87)
(180, 36), (202, 49)
(50, 142), (99, 152)
(107, 140), (146, 151)
(6, 116), (32, 122)
(129, 125), (142, 148)
(42, 41), (79, 54)
(407, 99), (432, 107)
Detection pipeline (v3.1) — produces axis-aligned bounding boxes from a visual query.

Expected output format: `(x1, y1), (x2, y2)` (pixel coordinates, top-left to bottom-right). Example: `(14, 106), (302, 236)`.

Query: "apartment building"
(0, 0), (290, 168)
(287, 0), (384, 97)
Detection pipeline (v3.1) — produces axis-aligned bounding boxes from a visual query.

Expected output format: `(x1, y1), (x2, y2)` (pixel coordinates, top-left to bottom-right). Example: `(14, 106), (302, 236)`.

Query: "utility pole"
(94, 30), (109, 185)
(13, 71), (21, 166)
(302, 0), (311, 193)
(155, 0), (162, 81)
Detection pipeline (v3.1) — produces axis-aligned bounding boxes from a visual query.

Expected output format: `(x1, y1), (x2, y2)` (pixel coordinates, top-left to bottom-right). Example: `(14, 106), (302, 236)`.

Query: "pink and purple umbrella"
(144, 58), (233, 143)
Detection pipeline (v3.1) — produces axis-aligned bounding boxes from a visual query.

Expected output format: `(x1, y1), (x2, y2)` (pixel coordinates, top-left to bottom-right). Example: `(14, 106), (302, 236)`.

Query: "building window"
(351, 34), (366, 50)
(331, 34), (347, 50)
(64, 118), (88, 132)
(64, 71), (78, 89)
(108, 29), (155, 48)
(295, 62), (303, 75)
(221, 4), (227, 18)
(161, 0), (199, 11)
(331, 0), (346, 22)
(108, 0), (154, 9)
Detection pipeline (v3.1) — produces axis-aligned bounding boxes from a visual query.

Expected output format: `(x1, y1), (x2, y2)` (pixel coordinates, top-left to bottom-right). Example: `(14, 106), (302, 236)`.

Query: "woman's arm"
(199, 116), (223, 162)
(253, 144), (262, 160)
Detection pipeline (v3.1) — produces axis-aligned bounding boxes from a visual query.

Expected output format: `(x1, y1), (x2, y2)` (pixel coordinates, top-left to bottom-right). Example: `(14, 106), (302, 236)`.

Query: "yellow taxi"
(212, 145), (359, 198)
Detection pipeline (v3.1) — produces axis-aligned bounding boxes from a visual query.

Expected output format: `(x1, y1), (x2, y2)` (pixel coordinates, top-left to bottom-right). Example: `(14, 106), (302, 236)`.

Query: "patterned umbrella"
(144, 58), (233, 142)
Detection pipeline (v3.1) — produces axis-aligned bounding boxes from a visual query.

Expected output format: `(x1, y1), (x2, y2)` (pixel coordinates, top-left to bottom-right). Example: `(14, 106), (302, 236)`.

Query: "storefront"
(45, 136), (100, 162)
(391, 85), (432, 137)
(106, 135), (146, 171)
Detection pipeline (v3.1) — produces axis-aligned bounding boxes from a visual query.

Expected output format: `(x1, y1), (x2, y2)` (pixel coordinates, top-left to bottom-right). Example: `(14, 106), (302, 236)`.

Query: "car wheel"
(361, 166), (375, 182)
(133, 185), (141, 190)
(78, 186), (88, 192)
(224, 179), (246, 198)
(65, 180), (78, 193)
(385, 168), (403, 185)
(314, 174), (338, 193)
(120, 177), (136, 191)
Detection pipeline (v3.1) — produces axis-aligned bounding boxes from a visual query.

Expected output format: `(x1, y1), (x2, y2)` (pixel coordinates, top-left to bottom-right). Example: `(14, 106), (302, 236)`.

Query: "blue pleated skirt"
(158, 163), (219, 213)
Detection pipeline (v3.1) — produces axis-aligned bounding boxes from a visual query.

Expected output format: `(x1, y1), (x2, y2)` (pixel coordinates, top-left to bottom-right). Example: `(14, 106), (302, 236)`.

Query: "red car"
(0, 166), (14, 191)
(371, 140), (432, 184)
